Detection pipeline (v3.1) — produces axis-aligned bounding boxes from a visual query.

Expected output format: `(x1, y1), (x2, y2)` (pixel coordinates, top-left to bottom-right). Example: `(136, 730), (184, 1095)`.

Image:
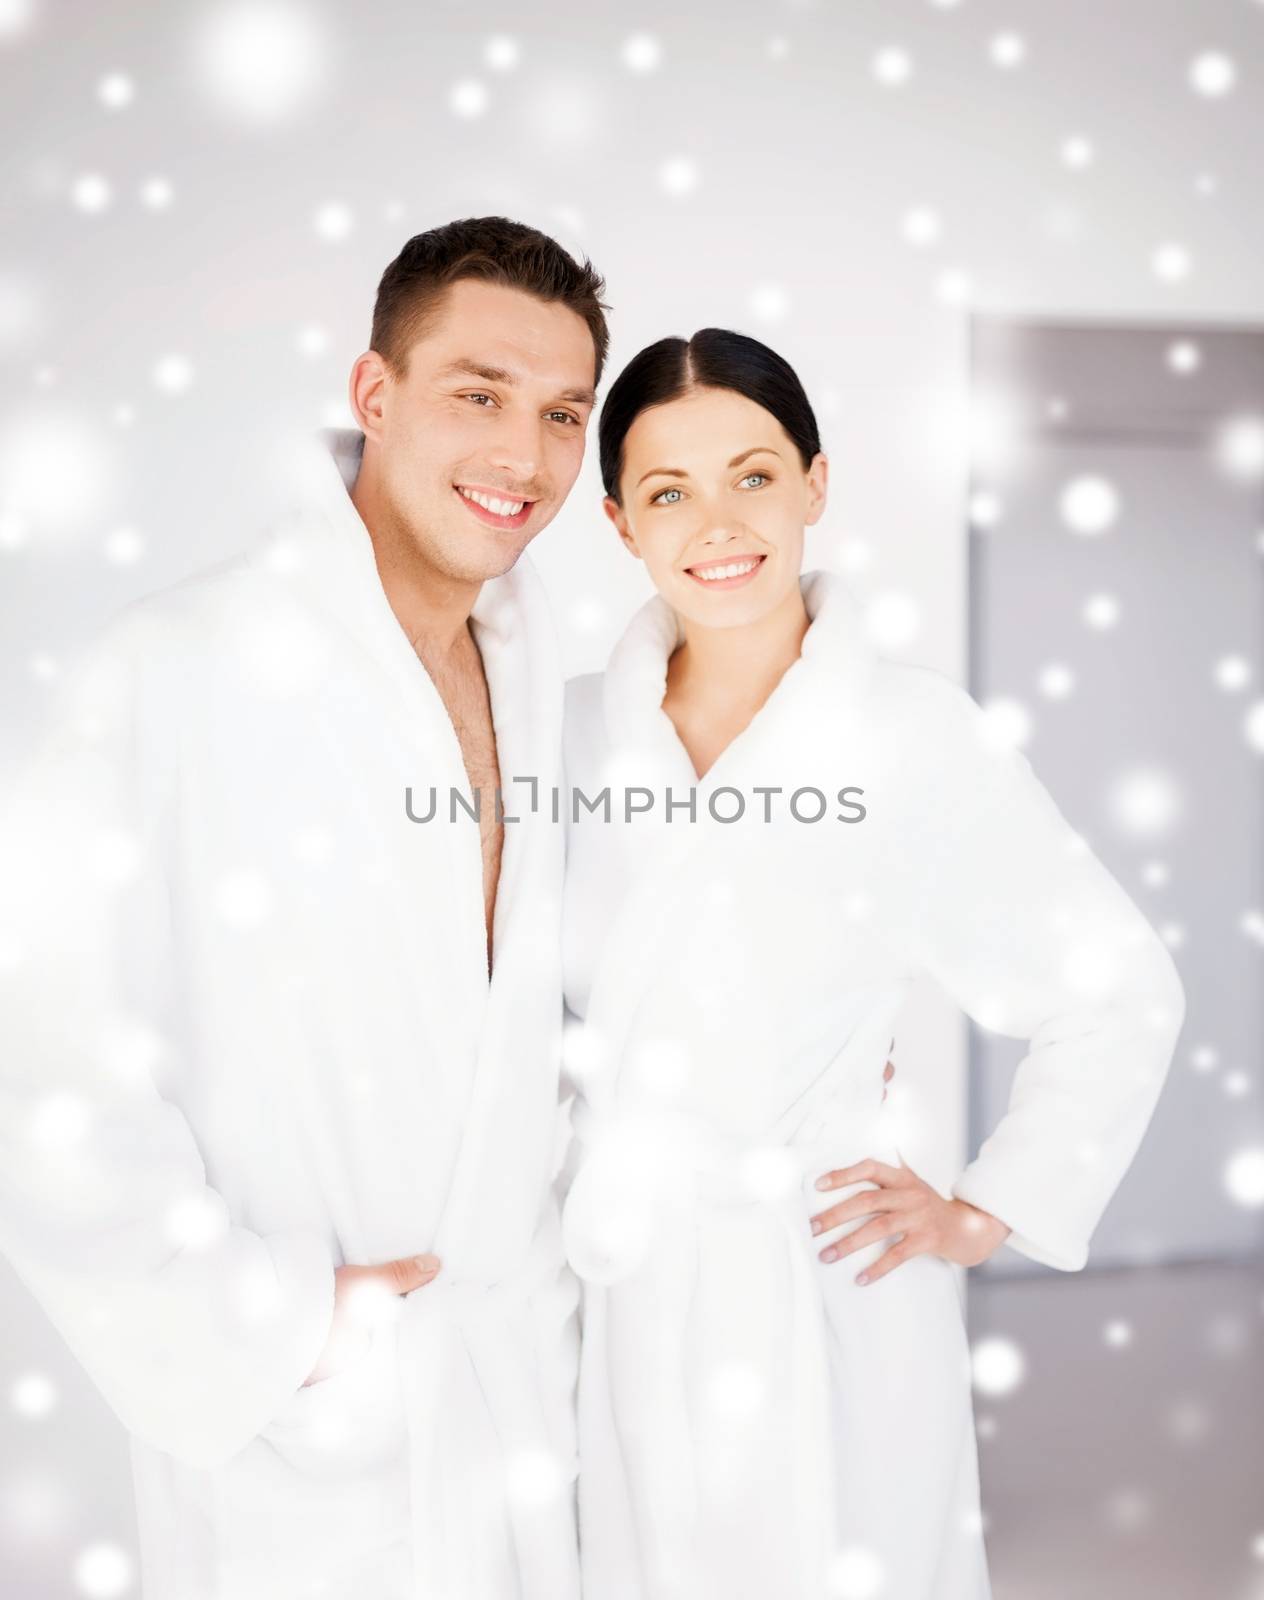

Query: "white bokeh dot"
(1061, 135), (1095, 170)
(1060, 474), (1120, 535)
(902, 206), (942, 247)
(0, 0), (36, 39)
(1106, 766), (1183, 839)
(622, 33), (662, 73)
(972, 1335), (1027, 1396)
(989, 32), (1027, 69)
(1224, 1147), (1264, 1208)
(1152, 243), (1192, 283)
(505, 1446), (566, 1508)
(11, 1372), (57, 1417)
(73, 1541), (134, 1599)
(97, 72), (134, 109)
(104, 525), (144, 565)
(867, 590), (921, 650)
(568, 594), (607, 634)
(139, 176), (173, 210)
(1083, 592), (1120, 631)
(935, 268), (973, 305)
(296, 324), (328, 358)
(969, 488), (1002, 529)
(748, 284), (790, 322)
(0, 510), (30, 550)
(1038, 663), (1074, 700)
(1214, 415), (1264, 482)
(827, 1543), (887, 1598)
(872, 47), (913, 86)
(1191, 1043), (1218, 1073)
(1189, 51), (1236, 99)
(0, 412), (115, 528)
(194, 1), (327, 125)
(980, 696), (1032, 750)
(484, 34), (520, 72)
(1213, 655), (1251, 692)
(313, 201), (354, 241)
(659, 156), (699, 197)
(1167, 339), (1201, 375)
(215, 870), (273, 928)
(449, 78), (488, 118)
(72, 173), (112, 214)
(152, 353), (194, 394)
(704, 1361), (766, 1418)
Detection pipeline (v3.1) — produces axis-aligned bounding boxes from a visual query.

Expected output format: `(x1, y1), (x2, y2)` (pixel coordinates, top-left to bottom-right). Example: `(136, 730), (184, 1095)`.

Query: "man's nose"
(487, 415), (545, 488)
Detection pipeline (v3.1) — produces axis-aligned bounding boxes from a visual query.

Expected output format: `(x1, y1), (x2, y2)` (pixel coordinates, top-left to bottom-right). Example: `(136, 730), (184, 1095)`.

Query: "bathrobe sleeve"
(0, 613), (337, 1469)
(898, 671), (1187, 1272)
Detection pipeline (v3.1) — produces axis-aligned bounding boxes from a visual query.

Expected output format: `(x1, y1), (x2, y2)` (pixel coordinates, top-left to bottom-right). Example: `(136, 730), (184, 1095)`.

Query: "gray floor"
(970, 1258), (1264, 1600)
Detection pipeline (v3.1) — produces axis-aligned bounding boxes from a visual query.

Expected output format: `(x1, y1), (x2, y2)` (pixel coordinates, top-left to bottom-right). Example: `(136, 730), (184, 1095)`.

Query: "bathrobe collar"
(600, 566), (878, 788)
(269, 426), (534, 688)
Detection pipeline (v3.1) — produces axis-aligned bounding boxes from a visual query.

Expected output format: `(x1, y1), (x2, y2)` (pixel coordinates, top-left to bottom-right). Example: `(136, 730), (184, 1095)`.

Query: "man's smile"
(454, 483), (536, 530)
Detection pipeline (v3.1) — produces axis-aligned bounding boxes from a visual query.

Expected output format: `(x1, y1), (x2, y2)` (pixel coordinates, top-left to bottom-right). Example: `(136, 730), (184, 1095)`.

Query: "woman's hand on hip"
(808, 1158), (1011, 1285)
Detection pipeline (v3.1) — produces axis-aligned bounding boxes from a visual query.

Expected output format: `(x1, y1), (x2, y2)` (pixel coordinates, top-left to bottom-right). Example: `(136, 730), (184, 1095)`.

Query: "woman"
(557, 329), (1186, 1600)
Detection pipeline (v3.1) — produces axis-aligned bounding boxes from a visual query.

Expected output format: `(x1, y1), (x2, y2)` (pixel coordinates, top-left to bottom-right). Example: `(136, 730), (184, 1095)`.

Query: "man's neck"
(350, 451), (480, 665)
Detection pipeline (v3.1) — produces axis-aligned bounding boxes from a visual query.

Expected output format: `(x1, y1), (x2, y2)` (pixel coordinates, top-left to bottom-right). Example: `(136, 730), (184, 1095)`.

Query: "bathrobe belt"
(561, 1099), (889, 1598)
(396, 1202), (579, 1600)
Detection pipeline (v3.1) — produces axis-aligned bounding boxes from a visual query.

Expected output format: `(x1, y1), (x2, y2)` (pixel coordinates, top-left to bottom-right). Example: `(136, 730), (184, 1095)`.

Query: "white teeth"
(691, 558), (760, 582)
(459, 487), (526, 517)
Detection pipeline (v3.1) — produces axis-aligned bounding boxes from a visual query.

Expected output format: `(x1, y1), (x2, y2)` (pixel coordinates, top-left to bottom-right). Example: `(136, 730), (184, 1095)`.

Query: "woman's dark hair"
(598, 327), (822, 504)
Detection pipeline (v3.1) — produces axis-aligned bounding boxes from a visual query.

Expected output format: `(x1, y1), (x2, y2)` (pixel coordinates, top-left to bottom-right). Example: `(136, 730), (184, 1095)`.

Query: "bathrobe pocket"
(259, 1318), (407, 1478)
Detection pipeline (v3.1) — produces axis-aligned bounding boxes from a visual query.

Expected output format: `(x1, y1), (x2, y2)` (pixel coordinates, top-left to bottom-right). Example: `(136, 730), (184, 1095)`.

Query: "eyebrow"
(635, 446), (783, 490)
(436, 359), (596, 408)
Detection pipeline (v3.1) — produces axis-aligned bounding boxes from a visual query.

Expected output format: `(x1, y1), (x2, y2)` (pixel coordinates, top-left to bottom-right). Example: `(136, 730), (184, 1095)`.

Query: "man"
(0, 217), (607, 1599)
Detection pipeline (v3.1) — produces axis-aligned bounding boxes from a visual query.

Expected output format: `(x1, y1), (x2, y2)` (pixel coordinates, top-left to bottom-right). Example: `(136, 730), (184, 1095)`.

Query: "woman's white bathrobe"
(0, 430), (580, 1600)
(558, 568), (1186, 1600)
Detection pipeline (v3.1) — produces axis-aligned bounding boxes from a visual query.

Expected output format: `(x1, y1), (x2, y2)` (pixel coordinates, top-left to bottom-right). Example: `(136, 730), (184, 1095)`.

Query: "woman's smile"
(684, 551), (767, 589)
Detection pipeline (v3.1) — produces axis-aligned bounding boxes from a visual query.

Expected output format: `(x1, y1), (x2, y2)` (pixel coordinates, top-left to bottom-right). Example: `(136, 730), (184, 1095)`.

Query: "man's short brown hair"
(370, 216), (611, 387)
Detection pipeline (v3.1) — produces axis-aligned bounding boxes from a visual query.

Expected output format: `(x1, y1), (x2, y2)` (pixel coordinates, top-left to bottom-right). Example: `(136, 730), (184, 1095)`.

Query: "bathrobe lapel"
(274, 429), (490, 1080)
(578, 569), (878, 1102)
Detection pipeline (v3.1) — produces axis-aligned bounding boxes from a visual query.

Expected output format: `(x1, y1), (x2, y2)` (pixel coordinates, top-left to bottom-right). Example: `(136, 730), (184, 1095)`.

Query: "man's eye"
(740, 472), (769, 489)
(465, 393), (496, 406)
(651, 487), (684, 505)
(546, 410), (580, 425)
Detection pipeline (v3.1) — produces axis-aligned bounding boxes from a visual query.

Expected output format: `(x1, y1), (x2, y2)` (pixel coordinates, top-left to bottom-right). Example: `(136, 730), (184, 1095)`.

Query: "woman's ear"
(602, 494), (641, 558)
(803, 451), (829, 528)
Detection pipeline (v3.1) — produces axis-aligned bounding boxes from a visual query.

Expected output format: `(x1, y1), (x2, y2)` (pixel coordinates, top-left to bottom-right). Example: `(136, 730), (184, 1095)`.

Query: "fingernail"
(815, 1176), (830, 1191)
(414, 1254), (439, 1271)
(820, 1247), (837, 1263)
(810, 1219), (822, 1235)
(856, 1273), (869, 1285)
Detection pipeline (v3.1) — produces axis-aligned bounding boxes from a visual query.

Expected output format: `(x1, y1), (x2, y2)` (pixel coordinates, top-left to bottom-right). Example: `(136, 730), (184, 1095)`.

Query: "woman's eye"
(740, 472), (769, 489)
(651, 487), (684, 505)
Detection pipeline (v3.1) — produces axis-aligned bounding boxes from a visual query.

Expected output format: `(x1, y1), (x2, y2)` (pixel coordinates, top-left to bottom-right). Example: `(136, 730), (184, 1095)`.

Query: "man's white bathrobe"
(558, 568), (1186, 1600)
(0, 430), (581, 1599)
